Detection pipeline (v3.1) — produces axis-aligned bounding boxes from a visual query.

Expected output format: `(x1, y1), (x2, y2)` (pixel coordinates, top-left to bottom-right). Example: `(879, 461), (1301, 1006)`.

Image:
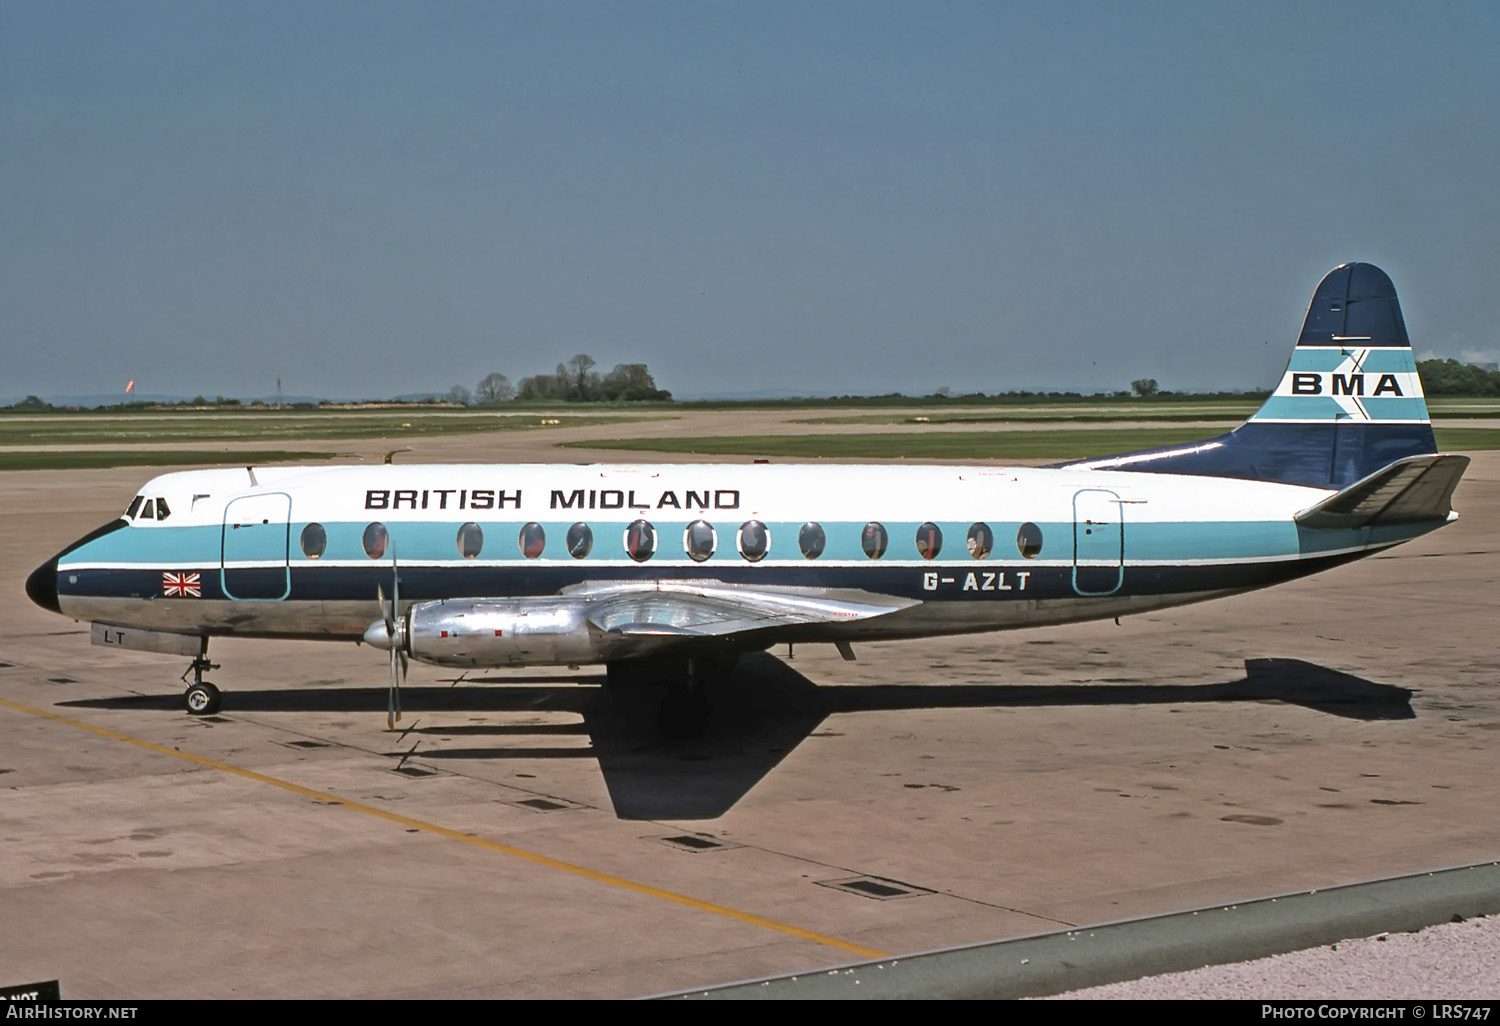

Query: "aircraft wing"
(560, 580), (920, 637)
(1295, 453), (1470, 529)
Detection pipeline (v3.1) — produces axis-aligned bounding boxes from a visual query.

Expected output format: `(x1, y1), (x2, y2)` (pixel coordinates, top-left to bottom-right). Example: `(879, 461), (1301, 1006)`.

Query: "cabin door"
(1072, 489), (1123, 596)
(221, 493), (291, 600)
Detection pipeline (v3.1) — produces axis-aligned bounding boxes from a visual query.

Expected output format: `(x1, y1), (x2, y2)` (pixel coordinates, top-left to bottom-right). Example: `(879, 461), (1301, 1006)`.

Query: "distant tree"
(600, 363), (671, 401)
(517, 371), (565, 400)
(474, 373), (515, 404)
(446, 385), (472, 406)
(1416, 358), (1500, 396)
(562, 354), (601, 401)
(1131, 378), (1159, 397)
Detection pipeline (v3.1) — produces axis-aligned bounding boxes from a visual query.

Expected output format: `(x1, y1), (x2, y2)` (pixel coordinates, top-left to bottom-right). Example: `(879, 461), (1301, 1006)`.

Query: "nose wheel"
(180, 639), (222, 715)
(185, 681), (222, 715)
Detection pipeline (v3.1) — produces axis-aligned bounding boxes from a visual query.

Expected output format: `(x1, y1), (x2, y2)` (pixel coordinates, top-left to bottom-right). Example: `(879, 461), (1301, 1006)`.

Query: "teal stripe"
(65, 516), (1409, 568)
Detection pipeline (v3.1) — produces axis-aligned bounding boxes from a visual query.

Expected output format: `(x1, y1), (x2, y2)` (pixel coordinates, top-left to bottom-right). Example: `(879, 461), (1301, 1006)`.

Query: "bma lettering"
(1372, 374), (1403, 396)
(1331, 373), (1365, 395)
(1292, 373), (1322, 395)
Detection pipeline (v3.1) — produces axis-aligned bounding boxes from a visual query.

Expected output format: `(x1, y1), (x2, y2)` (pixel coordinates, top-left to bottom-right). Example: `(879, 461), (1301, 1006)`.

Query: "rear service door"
(222, 493), (291, 600)
(1072, 489), (1123, 596)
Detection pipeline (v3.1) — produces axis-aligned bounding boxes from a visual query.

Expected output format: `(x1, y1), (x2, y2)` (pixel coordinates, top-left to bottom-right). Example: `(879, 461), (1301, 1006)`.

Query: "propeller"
(376, 543), (408, 729)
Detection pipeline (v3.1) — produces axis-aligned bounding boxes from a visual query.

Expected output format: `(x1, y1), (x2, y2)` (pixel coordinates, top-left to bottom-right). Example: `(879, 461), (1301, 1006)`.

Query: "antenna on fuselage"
(245, 467), (259, 487)
(383, 447), (413, 465)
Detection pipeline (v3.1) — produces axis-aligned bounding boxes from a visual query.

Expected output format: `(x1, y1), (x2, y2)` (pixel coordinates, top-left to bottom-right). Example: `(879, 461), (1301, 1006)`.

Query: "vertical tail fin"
(1061, 263), (1438, 488)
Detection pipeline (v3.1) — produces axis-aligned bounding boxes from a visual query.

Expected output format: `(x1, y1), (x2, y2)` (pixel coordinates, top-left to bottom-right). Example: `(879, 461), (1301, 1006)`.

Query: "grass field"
(0, 450), (336, 472)
(568, 426), (1500, 461)
(795, 408), (1257, 425)
(0, 412), (654, 446)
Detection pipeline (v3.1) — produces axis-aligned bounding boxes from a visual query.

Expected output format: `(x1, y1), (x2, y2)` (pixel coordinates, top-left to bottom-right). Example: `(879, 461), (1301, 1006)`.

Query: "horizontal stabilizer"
(1295, 454), (1469, 529)
(562, 580), (919, 638)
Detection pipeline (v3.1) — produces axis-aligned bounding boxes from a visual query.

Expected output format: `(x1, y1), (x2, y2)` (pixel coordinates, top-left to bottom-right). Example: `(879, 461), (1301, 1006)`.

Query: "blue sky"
(3, 1), (1496, 400)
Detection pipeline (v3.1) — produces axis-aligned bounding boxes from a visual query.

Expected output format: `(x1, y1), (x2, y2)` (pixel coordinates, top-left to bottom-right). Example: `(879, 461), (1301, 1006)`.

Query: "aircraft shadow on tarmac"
(62, 654), (1412, 820)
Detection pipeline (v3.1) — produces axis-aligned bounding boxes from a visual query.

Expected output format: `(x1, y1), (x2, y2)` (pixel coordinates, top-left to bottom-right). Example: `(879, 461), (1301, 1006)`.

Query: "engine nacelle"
(404, 598), (638, 668)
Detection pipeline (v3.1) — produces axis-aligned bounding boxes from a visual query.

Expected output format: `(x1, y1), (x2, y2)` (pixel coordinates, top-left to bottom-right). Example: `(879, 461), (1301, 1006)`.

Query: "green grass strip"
(0, 450), (337, 472)
(0, 413), (651, 446)
(571, 426), (1500, 461)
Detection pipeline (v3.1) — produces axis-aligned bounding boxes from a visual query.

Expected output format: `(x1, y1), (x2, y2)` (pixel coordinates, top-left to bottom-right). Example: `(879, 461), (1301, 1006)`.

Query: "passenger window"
(140, 498), (156, 520)
(457, 522), (484, 559)
(738, 520), (769, 562)
(625, 520), (656, 562)
(798, 522), (826, 559)
(915, 522), (942, 560)
(1017, 522), (1044, 559)
(861, 522), (887, 559)
(684, 520), (716, 562)
(566, 522), (593, 559)
(125, 496), (144, 519)
(300, 523), (327, 559)
(363, 522), (389, 559)
(966, 522), (993, 559)
(518, 522), (545, 559)
(155, 498), (171, 520)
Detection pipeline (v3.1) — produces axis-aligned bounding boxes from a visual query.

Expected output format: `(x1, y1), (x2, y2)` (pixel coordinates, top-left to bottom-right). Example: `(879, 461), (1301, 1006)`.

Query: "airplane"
(24, 263), (1469, 737)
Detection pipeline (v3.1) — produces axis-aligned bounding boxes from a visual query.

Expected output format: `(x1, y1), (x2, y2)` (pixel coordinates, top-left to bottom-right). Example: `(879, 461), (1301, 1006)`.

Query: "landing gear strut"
(181, 638), (222, 715)
(604, 653), (741, 740)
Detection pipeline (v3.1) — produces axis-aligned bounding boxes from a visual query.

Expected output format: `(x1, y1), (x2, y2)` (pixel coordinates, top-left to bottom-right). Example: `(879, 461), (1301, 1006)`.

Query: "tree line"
(449, 354), (671, 406)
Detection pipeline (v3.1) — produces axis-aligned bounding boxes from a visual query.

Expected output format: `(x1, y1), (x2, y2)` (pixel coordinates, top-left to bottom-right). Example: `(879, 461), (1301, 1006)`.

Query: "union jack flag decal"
(162, 572), (202, 598)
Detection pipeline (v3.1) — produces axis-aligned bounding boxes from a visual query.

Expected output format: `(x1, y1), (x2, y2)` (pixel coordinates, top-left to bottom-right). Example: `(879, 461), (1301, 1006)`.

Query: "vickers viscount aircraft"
(26, 263), (1468, 736)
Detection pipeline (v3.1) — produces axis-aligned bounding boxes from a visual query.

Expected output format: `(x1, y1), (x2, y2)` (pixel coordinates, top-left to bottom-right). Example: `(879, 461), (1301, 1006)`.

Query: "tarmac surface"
(2, 416), (1497, 999)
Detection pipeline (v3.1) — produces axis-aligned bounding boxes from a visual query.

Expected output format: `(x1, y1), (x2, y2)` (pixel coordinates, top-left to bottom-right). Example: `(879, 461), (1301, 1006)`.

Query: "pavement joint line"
(0, 695), (890, 961)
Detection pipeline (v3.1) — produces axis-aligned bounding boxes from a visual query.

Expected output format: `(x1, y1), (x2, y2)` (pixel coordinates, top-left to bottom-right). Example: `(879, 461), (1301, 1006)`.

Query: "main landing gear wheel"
(184, 681), (222, 715)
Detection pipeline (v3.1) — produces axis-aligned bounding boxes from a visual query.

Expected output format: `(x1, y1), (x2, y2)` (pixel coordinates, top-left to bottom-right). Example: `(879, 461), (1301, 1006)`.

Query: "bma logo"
(1291, 372), (1403, 397)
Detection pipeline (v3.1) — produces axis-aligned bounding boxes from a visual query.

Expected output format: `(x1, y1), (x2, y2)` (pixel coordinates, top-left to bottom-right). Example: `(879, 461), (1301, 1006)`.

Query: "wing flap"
(1295, 454), (1469, 529)
(561, 579), (920, 638)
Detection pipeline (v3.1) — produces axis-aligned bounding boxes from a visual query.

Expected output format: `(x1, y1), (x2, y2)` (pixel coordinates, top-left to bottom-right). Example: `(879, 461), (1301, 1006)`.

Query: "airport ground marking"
(0, 696), (889, 960)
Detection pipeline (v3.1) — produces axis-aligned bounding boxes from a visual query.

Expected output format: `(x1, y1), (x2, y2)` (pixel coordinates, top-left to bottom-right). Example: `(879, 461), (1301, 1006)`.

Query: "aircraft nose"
(25, 557), (60, 614)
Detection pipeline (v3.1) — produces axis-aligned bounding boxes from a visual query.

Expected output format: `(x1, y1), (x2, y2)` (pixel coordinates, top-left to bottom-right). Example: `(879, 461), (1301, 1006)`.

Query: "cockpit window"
(155, 498), (170, 520)
(125, 496), (144, 520)
(139, 498), (155, 520)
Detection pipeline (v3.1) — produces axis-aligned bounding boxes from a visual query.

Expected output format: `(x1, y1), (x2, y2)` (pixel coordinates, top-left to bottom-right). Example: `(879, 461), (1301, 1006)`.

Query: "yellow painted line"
(0, 696), (888, 960)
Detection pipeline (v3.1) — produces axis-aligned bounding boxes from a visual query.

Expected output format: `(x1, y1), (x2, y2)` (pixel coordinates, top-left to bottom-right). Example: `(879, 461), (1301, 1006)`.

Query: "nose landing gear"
(181, 639), (222, 715)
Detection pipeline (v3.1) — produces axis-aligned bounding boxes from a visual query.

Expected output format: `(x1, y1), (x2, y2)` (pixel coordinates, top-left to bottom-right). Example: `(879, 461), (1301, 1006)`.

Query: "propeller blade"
(386, 542), (404, 729)
(388, 646), (402, 729)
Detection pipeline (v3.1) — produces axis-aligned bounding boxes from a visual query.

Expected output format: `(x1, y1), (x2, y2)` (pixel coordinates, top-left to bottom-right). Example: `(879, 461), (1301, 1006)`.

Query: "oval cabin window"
(966, 522), (993, 559)
(300, 523), (327, 559)
(861, 522), (888, 560)
(915, 522), (942, 560)
(798, 522), (826, 559)
(362, 523), (389, 559)
(625, 520), (656, 562)
(1017, 522), (1044, 559)
(684, 520), (716, 562)
(566, 523), (593, 559)
(518, 522), (545, 559)
(457, 522), (484, 559)
(738, 520), (769, 562)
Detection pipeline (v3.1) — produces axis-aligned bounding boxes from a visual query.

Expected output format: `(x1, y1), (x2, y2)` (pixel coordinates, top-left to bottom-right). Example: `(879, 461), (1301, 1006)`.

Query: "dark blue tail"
(1058, 263), (1437, 489)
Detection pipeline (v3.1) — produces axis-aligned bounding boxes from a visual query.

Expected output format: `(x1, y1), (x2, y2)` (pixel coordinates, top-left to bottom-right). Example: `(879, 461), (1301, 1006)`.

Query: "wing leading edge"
(561, 580), (921, 637)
